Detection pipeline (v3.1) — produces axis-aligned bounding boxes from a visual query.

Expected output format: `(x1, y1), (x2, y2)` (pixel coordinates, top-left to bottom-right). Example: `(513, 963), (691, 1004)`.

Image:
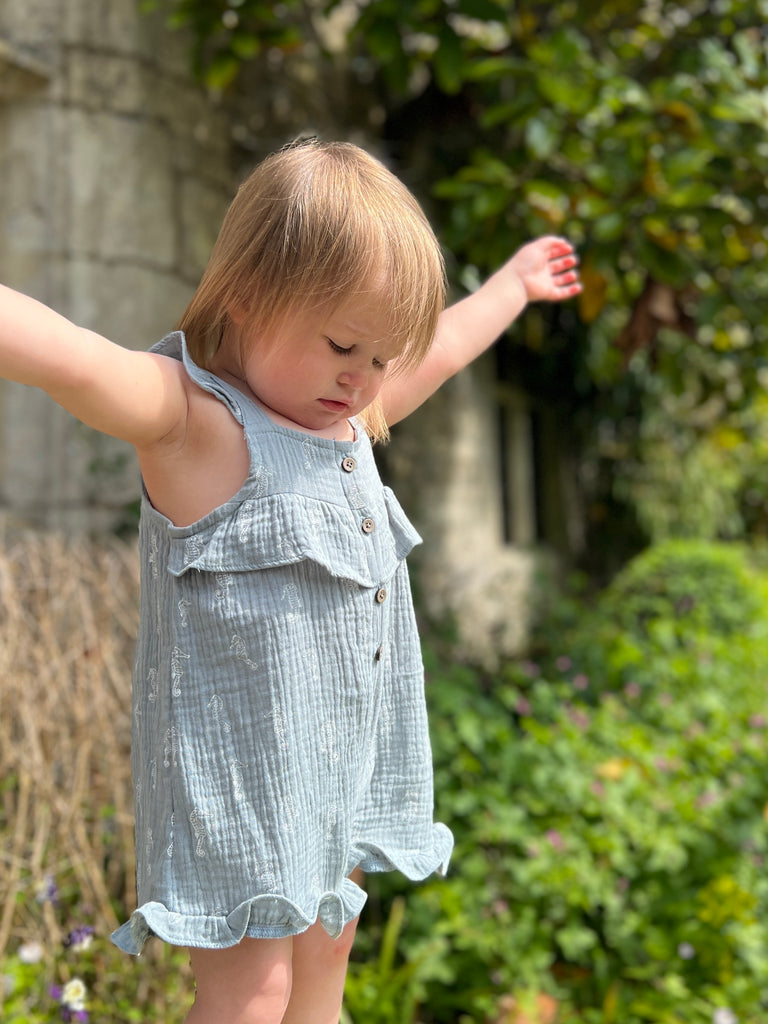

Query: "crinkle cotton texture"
(111, 333), (453, 955)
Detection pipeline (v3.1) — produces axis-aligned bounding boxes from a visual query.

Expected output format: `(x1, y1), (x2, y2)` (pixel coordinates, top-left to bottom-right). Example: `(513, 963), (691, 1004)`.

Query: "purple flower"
(555, 655), (572, 672)
(515, 697), (532, 716)
(573, 673), (589, 691)
(545, 829), (565, 851)
(64, 925), (95, 952)
(36, 875), (60, 906)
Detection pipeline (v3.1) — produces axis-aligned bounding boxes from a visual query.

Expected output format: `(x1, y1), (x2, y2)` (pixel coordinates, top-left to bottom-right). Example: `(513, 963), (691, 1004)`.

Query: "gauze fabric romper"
(112, 332), (453, 954)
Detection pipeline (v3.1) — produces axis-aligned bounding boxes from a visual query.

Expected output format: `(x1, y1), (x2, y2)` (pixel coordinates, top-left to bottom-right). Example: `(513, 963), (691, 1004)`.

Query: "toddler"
(0, 139), (580, 1024)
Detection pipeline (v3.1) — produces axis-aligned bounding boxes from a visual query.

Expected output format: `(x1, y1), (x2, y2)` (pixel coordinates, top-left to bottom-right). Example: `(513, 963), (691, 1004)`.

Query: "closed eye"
(328, 339), (353, 356)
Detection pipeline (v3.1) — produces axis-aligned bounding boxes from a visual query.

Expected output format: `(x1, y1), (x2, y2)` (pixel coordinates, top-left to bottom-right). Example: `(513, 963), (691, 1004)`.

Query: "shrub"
(345, 540), (768, 1023)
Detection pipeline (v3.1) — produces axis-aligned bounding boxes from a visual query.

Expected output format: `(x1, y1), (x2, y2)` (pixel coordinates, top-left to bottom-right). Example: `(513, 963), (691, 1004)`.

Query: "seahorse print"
(230, 634), (258, 670)
(170, 646), (190, 696)
(281, 583), (302, 625)
(166, 813), (175, 858)
(148, 530), (160, 579)
(400, 788), (422, 824)
(229, 759), (246, 802)
(346, 484), (366, 510)
(184, 536), (202, 565)
(147, 667), (158, 703)
(252, 858), (278, 892)
(325, 802), (339, 842)
(301, 439), (318, 470)
(177, 597), (191, 627)
(252, 465), (275, 500)
(149, 757), (158, 792)
(145, 827), (154, 877)
(214, 572), (233, 602)
(269, 701), (288, 750)
(189, 808), (208, 858)
(163, 726), (179, 768)
(207, 693), (232, 734)
(320, 720), (340, 766)
(236, 499), (256, 542)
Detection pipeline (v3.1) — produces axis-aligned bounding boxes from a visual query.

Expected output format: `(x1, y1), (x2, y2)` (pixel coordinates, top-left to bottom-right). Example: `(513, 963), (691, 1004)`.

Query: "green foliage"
(345, 540), (768, 1022)
(145, 0), (768, 552)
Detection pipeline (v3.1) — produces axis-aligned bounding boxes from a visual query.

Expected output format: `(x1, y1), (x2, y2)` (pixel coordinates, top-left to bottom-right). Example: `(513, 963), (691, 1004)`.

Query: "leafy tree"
(148, 0), (768, 553)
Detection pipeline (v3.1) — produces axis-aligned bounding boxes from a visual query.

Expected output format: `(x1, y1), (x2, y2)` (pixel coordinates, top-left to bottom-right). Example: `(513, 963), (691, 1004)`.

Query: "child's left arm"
(382, 235), (581, 426)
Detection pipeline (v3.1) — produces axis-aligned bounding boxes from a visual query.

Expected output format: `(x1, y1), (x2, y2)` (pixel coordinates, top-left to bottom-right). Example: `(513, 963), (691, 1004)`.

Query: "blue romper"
(111, 333), (453, 954)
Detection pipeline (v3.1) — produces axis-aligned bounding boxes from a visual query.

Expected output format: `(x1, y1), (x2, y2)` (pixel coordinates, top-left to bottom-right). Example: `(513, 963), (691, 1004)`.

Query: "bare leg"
(186, 936), (293, 1024)
(280, 916), (359, 1024)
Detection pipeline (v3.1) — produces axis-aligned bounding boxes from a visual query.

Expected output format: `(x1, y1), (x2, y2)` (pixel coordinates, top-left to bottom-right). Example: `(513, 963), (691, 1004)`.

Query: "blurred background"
(1, 2), (767, 1022)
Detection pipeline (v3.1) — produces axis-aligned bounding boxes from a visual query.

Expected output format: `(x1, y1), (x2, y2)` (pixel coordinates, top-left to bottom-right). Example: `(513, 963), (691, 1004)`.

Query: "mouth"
(319, 399), (352, 413)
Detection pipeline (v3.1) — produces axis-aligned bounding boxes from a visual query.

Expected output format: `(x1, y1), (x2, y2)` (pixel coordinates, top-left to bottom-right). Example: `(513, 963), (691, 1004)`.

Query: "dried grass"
(0, 530), (140, 956)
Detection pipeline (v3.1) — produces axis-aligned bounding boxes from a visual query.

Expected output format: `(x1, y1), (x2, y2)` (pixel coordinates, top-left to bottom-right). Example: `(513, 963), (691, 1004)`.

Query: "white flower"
(18, 940), (45, 964)
(713, 1009), (738, 1024)
(677, 941), (695, 960)
(62, 978), (87, 1012)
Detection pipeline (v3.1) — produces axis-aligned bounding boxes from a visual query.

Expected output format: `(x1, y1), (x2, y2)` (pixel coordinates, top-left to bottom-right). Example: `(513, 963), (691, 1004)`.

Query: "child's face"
(239, 303), (399, 437)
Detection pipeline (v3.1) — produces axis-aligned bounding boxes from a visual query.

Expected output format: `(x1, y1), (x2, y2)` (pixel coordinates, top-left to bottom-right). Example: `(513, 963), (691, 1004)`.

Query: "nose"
(338, 367), (370, 391)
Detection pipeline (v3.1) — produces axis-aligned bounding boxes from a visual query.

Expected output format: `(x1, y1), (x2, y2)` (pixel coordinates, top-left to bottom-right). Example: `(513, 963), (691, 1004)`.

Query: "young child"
(0, 139), (580, 1024)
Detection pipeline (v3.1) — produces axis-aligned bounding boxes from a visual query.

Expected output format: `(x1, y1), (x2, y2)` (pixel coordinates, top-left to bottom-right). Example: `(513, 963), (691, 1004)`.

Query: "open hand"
(507, 236), (582, 303)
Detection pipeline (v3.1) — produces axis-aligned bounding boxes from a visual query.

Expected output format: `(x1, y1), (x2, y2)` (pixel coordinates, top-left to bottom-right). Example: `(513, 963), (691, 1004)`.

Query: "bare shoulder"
(137, 369), (250, 527)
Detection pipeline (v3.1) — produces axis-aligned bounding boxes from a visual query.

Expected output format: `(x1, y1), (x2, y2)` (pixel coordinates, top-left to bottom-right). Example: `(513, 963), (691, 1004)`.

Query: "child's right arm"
(0, 284), (189, 449)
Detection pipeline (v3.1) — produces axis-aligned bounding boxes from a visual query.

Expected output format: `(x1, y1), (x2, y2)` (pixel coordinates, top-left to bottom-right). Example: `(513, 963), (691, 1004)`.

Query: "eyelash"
(328, 339), (386, 370)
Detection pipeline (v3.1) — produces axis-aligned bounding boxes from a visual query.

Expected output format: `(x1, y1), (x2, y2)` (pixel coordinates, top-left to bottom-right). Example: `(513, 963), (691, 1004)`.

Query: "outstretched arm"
(0, 284), (189, 448)
(381, 236), (581, 426)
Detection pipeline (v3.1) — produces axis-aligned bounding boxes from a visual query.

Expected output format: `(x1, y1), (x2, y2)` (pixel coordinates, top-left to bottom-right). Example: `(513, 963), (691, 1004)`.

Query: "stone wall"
(0, 0), (235, 529)
(0, 0), (571, 660)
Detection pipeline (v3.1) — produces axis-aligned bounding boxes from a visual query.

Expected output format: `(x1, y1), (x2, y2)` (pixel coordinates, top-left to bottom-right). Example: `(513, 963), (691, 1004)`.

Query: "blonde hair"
(177, 139), (446, 441)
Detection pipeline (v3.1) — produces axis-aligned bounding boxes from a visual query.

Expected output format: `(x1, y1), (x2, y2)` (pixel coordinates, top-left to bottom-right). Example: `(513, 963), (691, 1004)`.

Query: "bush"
(345, 540), (768, 1023)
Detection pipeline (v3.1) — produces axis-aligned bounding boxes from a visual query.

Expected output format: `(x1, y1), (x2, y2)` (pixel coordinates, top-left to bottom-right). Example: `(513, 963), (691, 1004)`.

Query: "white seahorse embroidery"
(148, 531), (160, 579)
(347, 484), (366, 510)
(149, 757), (158, 792)
(214, 572), (233, 601)
(252, 858), (278, 892)
(147, 667), (158, 704)
(166, 813), (175, 858)
(230, 634), (258, 670)
(184, 536), (203, 565)
(400, 789), (422, 824)
(207, 694), (232, 733)
(229, 759), (246, 802)
(269, 701), (288, 749)
(282, 583), (302, 624)
(171, 646), (190, 696)
(320, 720), (339, 766)
(325, 803), (338, 842)
(189, 808), (208, 858)
(252, 465), (275, 499)
(163, 726), (179, 768)
(145, 827), (154, 877)
(177, 597), (191, 627)
(301, 439), (318, 470)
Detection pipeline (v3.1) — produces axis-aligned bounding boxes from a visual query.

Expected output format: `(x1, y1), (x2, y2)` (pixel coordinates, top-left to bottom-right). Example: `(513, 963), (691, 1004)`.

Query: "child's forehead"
(322, 305), (390, 340)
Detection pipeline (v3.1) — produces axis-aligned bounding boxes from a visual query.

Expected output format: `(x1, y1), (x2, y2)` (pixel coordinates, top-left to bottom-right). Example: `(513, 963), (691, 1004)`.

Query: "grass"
(0, 530), (193, 1022)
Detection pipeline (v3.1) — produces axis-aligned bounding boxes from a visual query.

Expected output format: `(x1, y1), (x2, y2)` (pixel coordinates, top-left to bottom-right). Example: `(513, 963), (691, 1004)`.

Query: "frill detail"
(165, 487), (421, 588)
(111, 825), (452, 955)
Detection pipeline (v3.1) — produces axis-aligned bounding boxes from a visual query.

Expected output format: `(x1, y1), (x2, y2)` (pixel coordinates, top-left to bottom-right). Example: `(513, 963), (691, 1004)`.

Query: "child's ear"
(228, 302), (249, 326)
